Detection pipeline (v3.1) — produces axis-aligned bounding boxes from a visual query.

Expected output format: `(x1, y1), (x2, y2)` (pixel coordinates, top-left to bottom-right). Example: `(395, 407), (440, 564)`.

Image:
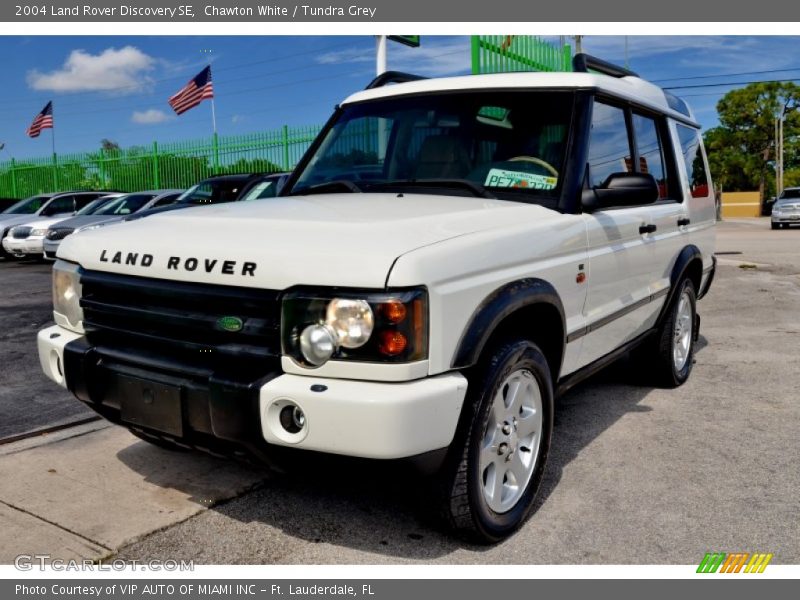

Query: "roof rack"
(365, 71), (427, 90)
(572, 53), (639, 78)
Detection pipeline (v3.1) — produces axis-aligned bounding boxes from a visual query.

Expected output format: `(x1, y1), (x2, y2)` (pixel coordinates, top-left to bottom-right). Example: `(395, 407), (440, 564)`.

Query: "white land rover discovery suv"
(38, 55), (716, 542)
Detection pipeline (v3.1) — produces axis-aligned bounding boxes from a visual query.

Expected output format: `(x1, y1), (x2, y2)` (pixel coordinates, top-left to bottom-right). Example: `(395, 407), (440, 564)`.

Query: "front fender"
(451, 278), (565, 370)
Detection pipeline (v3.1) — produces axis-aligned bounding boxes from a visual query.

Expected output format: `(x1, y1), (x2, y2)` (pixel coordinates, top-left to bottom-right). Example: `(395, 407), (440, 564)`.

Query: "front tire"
(439, 339), (553, 543)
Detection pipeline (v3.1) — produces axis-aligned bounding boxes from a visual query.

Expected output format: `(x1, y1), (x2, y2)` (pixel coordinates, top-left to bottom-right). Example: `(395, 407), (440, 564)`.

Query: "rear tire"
(438, 339), (553, 543)
(642, 278), (697, 388)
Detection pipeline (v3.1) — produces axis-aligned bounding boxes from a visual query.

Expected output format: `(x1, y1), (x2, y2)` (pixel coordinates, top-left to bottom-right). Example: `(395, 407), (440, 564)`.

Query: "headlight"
(326, 299), (374, 348)
(77, 223), (105, 233)
(282, 288), (428, 367)
(52, 260), (84, 333)
(30, 228), (47, 237)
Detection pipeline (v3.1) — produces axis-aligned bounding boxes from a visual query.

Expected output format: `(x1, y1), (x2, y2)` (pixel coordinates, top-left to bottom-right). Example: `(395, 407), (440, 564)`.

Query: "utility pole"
(376, 35), (387, 75)
(776, 116), (781, 198)
(624, 36), (629, 68)
(780, 114), (784, 196)
(375, 35), (388, 158)
(574, 35), (583, 54)
(776, 99), (796, 197)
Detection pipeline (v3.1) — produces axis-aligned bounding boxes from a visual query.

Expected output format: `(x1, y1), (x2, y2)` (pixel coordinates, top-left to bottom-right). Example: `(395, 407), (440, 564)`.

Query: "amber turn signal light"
(380, 300), (408, 324)
(378, 330), (408, 356)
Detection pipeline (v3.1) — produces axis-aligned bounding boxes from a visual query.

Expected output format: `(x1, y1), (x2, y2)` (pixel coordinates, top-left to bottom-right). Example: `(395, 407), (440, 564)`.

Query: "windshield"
(2, 195), (51, 215)
(779, 189), (800, 200)
(176, 180), (245, 205)
(95, 193), (156, 215)
(289, 91), (574, 203)
(75, 196), (116, 216)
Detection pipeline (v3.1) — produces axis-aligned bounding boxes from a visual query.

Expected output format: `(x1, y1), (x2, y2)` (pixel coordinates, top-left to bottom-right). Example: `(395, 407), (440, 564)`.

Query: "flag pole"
(208, 60), (219, 173)
(50, 102), (58, 189)
(208, 57), (217, 136)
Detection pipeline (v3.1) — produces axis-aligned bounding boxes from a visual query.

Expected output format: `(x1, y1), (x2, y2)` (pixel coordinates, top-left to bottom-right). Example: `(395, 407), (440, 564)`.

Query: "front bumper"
(3, 235), (44, 255)
(38, 324), (467, 460)
(771, 213), (800, 223)
(43, 239), (61, 259)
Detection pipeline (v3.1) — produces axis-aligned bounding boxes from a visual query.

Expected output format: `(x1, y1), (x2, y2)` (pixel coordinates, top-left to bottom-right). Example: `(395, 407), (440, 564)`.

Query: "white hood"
(58, 193), (553, 289)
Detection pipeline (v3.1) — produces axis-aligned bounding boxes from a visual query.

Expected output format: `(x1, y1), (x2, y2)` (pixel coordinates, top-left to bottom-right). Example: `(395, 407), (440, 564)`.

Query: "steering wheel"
(507, 156), (559, 178)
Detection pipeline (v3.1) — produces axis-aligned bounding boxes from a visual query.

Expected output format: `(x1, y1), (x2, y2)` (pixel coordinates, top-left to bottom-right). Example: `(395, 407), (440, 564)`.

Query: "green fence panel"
(471, 35), (572, 75)
(0, 124), (324, 199)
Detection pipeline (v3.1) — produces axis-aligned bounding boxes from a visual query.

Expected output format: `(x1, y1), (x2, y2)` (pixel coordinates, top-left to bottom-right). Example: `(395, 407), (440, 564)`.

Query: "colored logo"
(697, 552), (773, 574)
(216, 316), (244, 332)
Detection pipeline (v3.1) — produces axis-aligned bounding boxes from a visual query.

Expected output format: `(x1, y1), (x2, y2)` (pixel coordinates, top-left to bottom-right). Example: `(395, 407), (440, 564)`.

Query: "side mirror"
(582, 172), (659, 211)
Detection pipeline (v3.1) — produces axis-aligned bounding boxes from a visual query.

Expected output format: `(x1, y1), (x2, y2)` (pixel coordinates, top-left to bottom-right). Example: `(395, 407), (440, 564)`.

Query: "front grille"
(80, 270), (282, 369)
(12, 226), (32, 239)
(47, 228), (74, 241)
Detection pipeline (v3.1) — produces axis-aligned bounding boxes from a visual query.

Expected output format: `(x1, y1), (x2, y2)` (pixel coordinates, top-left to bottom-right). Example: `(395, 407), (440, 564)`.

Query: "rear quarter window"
(677, 124), (710, 198)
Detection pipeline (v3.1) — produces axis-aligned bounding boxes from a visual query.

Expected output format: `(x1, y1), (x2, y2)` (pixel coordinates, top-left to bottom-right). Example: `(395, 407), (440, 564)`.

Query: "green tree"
(707, 82), (800, 204)
(223, 157), (284, 175)
(703, 127), (751, 193)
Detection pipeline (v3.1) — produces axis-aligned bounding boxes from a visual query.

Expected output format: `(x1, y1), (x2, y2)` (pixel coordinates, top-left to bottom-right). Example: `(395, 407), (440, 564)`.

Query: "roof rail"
(572, 53), (639, 78)
(365, 71), (427, 90)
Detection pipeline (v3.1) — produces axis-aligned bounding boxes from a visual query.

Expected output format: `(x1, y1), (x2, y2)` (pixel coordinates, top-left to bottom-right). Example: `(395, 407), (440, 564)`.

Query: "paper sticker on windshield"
(485, 169), (557, 190)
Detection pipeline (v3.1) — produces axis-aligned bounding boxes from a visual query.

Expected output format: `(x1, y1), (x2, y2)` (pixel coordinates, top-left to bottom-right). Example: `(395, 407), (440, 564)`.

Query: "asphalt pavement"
(0, 258), (94, 440)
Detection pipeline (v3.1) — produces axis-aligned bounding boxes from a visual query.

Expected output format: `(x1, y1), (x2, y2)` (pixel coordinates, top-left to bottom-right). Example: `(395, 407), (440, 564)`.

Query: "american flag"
(168, 66), (214, 115)
(26, 101), (54, 138)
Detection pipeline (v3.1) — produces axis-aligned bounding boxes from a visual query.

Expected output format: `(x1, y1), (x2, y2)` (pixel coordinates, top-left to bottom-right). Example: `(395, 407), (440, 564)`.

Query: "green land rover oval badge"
(217, 316), (244, 332)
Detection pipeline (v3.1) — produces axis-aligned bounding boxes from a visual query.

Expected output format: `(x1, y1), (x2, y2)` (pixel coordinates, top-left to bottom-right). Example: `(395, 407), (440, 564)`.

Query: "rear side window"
(152, 193), (180, 207)
(586, 103), (632, 188)
(74, 194), (103, 210)
(96, 194), (156, 215)
(632, 114), (668, 200)
(177, 181), (244, 205)
(41, 196), (75, 216)
(677, 125), (710, 198)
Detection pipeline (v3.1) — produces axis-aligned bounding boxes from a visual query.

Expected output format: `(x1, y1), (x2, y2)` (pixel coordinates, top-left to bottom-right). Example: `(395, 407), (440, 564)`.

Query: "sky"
(0, 35), (798, 159)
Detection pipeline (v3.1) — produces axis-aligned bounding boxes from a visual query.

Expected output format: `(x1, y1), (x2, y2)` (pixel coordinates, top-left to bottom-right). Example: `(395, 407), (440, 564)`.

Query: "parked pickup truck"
(38, 55), (715, 542)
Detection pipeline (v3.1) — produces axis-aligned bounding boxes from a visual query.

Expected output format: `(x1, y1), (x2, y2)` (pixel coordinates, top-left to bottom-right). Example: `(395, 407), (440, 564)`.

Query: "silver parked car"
(1, 191), (121, 259)
(43, 189), (183, 259)
(771, 187), (800, 229)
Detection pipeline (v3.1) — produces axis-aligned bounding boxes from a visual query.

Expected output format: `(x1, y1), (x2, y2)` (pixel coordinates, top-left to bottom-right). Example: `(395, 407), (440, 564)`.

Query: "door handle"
(677, 217), (691, 227)
(639, 224), (657, 235)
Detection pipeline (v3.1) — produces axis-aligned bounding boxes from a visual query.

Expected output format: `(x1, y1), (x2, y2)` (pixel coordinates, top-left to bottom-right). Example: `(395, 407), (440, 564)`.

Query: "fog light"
(279, 404), (306, 434)
(299, 324), (337, 366)
(292, 407), (305, 429)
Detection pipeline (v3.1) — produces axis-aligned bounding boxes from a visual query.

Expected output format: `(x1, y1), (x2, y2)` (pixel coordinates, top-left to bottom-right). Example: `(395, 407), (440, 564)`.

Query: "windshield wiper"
(366, 179), (496, 199)
(292, 180), (363, 196)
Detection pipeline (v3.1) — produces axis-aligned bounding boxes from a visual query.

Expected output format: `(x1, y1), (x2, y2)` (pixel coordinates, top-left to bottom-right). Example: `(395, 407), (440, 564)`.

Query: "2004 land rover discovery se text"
(38, 55), (716, 542)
